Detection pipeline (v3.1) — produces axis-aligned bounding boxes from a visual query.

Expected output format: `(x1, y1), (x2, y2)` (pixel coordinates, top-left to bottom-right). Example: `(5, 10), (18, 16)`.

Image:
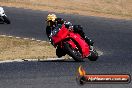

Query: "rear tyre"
(3, 16), (10, 24)
(88, 49), (98, 61)
(63, 43), (84, 62)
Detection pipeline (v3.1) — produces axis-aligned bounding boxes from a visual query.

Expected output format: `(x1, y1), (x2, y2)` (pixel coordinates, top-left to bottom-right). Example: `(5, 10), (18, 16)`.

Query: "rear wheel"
(64, 43), (84, 62)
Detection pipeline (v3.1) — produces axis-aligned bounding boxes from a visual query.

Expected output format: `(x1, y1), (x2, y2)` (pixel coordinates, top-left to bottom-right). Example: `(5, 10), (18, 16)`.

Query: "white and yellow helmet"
(47, 14), (57, 22)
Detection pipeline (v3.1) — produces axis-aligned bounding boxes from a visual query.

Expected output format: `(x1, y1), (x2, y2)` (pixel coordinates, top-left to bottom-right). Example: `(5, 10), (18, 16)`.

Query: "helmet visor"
(47, 20), (55, 26)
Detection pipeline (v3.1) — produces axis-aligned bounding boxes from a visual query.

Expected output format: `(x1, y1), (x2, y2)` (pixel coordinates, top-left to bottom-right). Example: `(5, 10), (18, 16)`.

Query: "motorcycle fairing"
(67, 32), (90, 57)
(52, 24), (90, 57)
(52, 24), (69, 44)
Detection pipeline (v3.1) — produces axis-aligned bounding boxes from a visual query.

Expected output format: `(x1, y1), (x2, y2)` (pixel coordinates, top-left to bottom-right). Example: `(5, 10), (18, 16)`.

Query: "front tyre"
(88, 49), (98, 61)
(3, 16), (10, 24)
(64, 43), (84, 62)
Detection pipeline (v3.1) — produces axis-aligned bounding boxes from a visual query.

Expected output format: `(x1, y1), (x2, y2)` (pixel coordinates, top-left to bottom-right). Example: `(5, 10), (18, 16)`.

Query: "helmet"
(46, 14), (57, 26)
(47, 14), (57, 22)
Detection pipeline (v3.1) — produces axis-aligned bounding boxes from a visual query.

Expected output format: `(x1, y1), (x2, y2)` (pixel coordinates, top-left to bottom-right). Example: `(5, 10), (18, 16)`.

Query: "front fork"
(87, 45), (94, 57)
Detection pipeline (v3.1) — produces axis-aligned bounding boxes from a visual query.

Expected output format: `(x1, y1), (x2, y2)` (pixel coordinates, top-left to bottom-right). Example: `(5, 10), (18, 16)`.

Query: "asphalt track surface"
(0, 7), (132, 88)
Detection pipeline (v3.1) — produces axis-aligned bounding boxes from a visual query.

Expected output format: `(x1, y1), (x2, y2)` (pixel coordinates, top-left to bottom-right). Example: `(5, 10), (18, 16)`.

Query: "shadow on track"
(38, 59), (84, 63)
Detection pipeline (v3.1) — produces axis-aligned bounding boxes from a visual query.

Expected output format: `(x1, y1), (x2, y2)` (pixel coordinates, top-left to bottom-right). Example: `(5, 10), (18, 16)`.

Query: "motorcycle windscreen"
(52, 25), (69, 44)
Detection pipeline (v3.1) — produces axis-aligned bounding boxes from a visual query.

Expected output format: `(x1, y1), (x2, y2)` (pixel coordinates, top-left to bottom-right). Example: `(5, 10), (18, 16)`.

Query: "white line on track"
(16, 37), (21, 39)
(0, 58), (65, 63)
(0, 34), (45, 42)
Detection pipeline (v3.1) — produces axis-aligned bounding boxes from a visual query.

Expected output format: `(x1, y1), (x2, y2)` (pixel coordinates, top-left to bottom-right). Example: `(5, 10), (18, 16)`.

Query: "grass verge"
(0, 36), (56, 61)
(0, 0), (132, 19)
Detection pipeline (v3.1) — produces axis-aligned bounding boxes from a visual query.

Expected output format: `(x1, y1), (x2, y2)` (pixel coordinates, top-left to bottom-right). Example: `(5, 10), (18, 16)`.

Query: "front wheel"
(88, 49), (98, 61)
(63, 43), (84, 62)
(3, 16), (10, 24)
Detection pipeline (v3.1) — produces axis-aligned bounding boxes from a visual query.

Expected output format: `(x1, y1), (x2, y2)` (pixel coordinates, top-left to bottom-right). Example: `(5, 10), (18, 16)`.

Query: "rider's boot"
(73, 25), (94, 46)
(80, 32), (94, 46)
(84, 36), (94, 46)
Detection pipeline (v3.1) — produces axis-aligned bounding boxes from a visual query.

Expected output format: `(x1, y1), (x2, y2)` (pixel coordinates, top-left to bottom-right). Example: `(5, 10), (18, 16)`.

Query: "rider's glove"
(65, 22), (72, 28)
(65, 22), (73, 31)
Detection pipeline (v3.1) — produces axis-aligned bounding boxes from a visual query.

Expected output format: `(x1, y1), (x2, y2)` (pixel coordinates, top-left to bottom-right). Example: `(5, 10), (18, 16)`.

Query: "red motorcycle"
(50, 24), (98, 62)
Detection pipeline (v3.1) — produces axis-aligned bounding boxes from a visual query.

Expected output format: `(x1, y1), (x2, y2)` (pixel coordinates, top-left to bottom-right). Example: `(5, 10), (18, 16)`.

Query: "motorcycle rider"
(0, 7), (10, 24)
(46, 14), (94, 46)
